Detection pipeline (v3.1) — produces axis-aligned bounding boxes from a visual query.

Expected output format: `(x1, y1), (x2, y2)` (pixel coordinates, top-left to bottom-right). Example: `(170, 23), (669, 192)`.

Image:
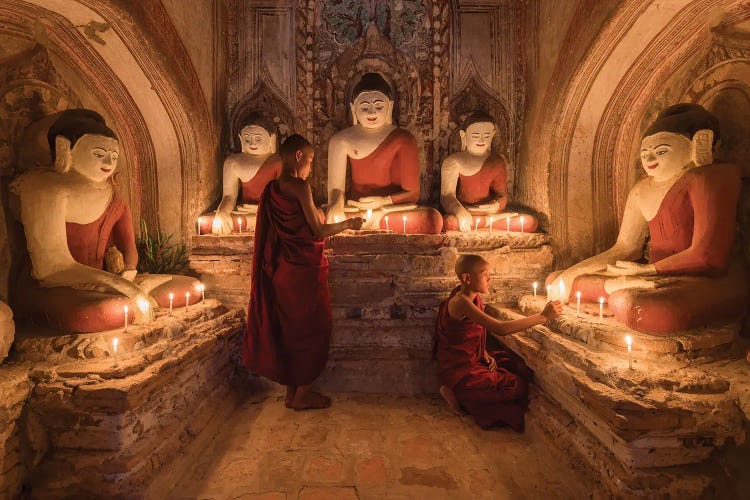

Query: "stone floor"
(163, 386), (593, 500)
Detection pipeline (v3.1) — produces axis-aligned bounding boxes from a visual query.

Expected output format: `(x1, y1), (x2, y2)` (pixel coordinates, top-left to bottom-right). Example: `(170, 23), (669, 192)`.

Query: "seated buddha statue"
(10, 109), (201, 333)
(548, 103), (747, 335)
(441, 111), (538, 233)
(326, 72), (442, 234)
(208, 113), (282, 235)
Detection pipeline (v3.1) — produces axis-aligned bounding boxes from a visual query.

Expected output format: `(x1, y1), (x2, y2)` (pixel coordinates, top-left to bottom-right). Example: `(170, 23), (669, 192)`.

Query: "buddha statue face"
(69, 134), (120, 183)
(239, 125), (275, 155)
(351, 91), (393, 129)
(460, 122), (495, 156)
(639, 131), (694, 181)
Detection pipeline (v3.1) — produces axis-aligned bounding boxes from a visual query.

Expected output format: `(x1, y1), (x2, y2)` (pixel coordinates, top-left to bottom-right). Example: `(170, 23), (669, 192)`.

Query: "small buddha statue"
(210, 113), (281, 235)
(441, 111), (538, 233)
(0, 300), (13, 364)
(548, 103), (747, 335)
(326, 72), (442, 233)
(10, 109), (201, 333)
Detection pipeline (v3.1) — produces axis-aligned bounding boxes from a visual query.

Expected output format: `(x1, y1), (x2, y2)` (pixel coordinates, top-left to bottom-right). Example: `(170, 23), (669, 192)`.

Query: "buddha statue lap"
(207, 113), (282, 235)
(441, 111), (538, 233)
(325, 72), (442, 234)
(11, 109), (201, 333)
(548, 103), (747, 335)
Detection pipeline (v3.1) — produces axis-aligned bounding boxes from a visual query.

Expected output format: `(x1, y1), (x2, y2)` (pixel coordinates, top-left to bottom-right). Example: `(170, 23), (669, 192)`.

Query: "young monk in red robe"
(243, 134), (363, 410)
(435, 255), (562, 431)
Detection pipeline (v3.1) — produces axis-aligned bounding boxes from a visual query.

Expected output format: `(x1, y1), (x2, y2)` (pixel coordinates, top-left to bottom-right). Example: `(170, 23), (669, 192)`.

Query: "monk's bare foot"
(285, 386), (297, 408)
(440, 385), (463, 415)
(291, 391), (331, 411)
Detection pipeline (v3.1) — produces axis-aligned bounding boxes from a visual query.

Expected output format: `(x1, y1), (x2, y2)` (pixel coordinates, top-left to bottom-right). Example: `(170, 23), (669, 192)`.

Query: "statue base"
(486, 297), (750, 497)
(190, 231), (553, 393)
(2, 300), (244, 498)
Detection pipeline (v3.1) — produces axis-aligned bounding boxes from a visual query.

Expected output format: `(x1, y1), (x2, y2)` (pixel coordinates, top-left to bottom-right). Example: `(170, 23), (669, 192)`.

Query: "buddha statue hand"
(211, 211), (234, 235)
(121, 269), (137, 281)
(236, 203), (258, 214)
(472, 200), (501, 214)
(347, 196), (392, 211)
(325, 204), (346, 224)
(606, 261), (657, 276)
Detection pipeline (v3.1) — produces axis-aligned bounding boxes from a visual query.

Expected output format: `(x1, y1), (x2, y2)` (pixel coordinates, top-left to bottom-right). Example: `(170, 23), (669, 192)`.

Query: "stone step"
(517, 295), (738, 361)
(485, 304), (745, 469)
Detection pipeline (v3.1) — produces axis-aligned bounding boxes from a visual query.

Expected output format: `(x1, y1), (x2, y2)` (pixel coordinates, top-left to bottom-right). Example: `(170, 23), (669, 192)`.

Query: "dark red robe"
(243, 180), (332, 385)
(435, 286), (533, 431)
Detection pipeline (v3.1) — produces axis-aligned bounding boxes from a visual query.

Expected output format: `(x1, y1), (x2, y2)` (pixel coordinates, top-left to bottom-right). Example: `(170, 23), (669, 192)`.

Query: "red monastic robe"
(456, 153), (508, 209)
(243, 180), (332, 385)
(435, 286), (533, 431)
(241, 154), (283, 204)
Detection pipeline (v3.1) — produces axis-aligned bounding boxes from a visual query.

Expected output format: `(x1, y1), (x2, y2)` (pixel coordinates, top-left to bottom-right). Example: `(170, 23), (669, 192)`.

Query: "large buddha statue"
(326, 72), (442, 233)
(10, 109), (200, 333)
(441, 111), (538, 233)
(548, 103), (747, 335)
(209, 113), (281, 235)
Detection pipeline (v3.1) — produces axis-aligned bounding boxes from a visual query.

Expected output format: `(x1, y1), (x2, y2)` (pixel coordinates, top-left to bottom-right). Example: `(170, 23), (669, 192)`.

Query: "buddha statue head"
(48, 109), (119, 183)
(459, 111), (496, 156)
(238, 112), (277, 156)
(640, 103), (720, 181)
(350, 72), (394, 129)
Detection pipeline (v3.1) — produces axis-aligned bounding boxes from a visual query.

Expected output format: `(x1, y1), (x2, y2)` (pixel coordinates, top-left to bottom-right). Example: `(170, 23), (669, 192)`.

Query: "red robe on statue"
(243, 180), (332, 386)
(435, 286), (533, 431)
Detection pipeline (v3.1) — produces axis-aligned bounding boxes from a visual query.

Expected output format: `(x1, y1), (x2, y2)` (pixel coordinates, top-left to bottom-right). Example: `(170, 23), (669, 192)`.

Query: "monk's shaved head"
(455, 254), (488, 277)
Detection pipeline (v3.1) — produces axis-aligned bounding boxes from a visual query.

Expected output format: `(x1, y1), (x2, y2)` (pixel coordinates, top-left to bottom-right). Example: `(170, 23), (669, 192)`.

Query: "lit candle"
(385, 215), (390, 231)
(506, 216), (510, 232)
(546, 284), (551, 296)
(169, 293), (174, 315)
(558, 280), (565, 300)
(197, 217), (202, 236)
(520, 216), (525, 233)
(533, 281), (538, 297)
(123, 305), (129, 332)
(186, 292), (191, 312)
(113, 337), (118, 367)
(599, 296), (605, 319)
(402, 215), (407, 234)
(625, 335), (633, 369)
(576, 291), (581, 315)
(489, 216), (494, 234)
(474, 217), (479, 232)
(238, 217), (243, 234)
(137, 297), (150, 323)
(366, 209), (372, 222)
(199, 283), (205, 303)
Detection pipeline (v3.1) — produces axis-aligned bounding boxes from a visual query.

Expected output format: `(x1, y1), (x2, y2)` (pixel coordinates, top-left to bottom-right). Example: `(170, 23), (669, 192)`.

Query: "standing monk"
(435, 255), (561, 431)
(243, 134), (363, 410)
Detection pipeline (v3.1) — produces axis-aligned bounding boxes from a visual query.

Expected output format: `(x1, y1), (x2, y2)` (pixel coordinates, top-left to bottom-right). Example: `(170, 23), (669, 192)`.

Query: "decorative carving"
(321, 0), (425, 46)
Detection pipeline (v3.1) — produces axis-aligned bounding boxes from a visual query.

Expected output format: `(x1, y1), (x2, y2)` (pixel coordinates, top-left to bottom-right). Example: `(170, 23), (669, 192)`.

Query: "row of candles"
(197, 214), (529, 234)
(532, 280), (633, 369)
(114, 283), (207, 368)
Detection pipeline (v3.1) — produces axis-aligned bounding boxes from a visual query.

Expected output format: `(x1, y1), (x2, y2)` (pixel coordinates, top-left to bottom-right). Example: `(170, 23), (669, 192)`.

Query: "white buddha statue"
(210, 113), (281, 234)
(441, 111), (538, 233)
(325, 72), (442, 234)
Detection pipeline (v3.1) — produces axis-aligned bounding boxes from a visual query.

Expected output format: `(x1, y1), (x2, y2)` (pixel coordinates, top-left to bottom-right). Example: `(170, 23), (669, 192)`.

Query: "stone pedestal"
(0, 364), (33, 499)
(487, 296), (750, 497)
(189, 231), (553, 393)
(2, 300), (244, 498)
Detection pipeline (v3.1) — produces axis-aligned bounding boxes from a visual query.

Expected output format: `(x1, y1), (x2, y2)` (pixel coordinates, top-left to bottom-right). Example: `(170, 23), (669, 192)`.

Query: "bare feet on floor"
(440, 385), (463, 415)
(290, 390), (332, 411)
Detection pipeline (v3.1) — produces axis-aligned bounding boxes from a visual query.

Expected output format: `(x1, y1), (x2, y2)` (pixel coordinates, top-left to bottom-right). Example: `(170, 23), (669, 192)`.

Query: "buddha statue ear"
(54, 136), (72, 173)
(459, 130), (467, 151)
(385, 100), (394, 125)
(350, 103), (358, 126)
(269, 133), (277, 154)
(692, 129), (713, 167)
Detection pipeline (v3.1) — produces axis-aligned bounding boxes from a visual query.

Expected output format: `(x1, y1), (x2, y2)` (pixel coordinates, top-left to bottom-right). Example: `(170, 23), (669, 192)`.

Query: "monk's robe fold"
(243, 180), (332, 386)
(435, 286), (533, 431)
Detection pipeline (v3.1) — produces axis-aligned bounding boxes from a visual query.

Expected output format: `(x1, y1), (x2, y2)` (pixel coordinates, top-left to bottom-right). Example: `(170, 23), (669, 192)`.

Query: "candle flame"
(169, 293), (174, 300)
(124, 305), (128, 314)
(402, 215), (406, 221)
(599, 296), (605, 304)
(625, 335), (632, 347)
(113, 337), (118, 349)
(533, 282), (538, 289)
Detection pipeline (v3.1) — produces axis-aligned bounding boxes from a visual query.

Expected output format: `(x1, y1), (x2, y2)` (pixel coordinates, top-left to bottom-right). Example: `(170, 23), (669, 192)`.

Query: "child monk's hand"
(542, 300), (563, 319)
(347, 217), (364, 230)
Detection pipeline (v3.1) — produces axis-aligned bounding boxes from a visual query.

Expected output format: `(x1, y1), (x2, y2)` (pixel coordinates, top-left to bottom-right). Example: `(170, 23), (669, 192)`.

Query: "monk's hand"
(484, 352), (497, 372)
(347, 217), (364, 230)
(211, 212), (234, 235)
(542, 300), (563, 320)
(456, 207), (473, 232)
(348, 196), (391, 211)
(606, 261), (657, 276)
